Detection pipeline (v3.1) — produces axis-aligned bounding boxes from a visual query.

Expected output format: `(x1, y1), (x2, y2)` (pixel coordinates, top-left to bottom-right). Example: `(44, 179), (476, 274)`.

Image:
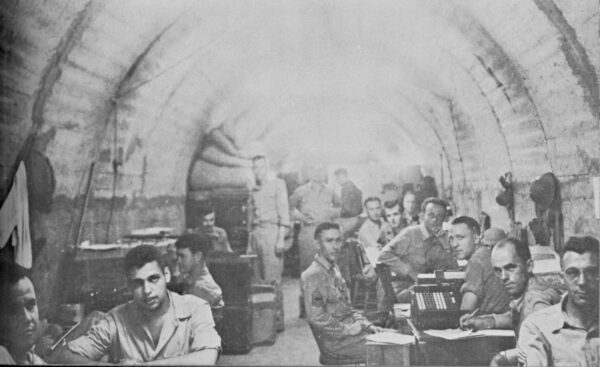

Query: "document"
(424, 328), (514, 340)
(366, 332), (415, 345)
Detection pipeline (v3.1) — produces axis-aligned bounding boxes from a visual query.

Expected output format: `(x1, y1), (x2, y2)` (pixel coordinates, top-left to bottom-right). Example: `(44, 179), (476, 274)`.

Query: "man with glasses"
(517, 236), (598, 366)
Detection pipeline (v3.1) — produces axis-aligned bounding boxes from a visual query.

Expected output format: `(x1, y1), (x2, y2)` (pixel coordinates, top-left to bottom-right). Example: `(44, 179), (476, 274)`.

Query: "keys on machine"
(410, 270), (465, 330)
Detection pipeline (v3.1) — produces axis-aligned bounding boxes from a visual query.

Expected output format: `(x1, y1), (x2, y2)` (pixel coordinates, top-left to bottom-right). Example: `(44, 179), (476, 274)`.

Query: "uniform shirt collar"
(169, 291), (192, 321)
(314, 253), (336, 272)
(419, 223), (445, 240)
(548, 295), (598, 334)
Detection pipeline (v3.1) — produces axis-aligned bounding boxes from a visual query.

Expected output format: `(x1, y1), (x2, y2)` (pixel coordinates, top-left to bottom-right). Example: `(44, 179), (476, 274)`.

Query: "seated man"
(357, 197), (391, 266)
(301, 222), (385, 365)
(481, 227), (508, 248)
(58, 245), (221, 365)
(462, 238), (562, 366)
(451, 216), (511, 318)
(0, 262), (45, 365)
(193, 204), (232, 254)
(175, 233), (224, 309)
(517, 236), (599, 367)
(399, 191), (420, 231)
(377, 197), (458, 303)
(383, 200), (402, 236)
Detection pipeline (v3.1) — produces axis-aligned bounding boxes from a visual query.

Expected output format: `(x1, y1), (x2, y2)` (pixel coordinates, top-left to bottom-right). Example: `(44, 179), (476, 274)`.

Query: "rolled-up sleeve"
(67, 314), (115, 361)
(517, 318), (551, 367)
(460, 259), (485, 299)
(377, 233), (416, 279)
(188, 299), (222, 351)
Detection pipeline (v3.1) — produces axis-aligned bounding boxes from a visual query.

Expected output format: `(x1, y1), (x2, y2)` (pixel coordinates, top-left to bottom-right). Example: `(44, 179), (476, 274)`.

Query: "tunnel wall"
(0, 0), (598, 318)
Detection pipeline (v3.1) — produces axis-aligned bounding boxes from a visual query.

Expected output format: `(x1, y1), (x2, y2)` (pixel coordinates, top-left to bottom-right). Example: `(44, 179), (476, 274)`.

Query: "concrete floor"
(218, 277), (321, 366)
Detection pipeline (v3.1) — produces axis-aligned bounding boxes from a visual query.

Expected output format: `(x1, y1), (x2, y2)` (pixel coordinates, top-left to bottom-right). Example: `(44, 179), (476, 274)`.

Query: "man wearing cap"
(517, 236), (598, 367)
(377, 197), (458, 303)
(462, 238), (562, 366)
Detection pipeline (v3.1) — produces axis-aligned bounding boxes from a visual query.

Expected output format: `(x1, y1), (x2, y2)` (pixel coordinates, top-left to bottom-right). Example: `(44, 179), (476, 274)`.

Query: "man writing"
(450, 216), (511, 319)
(377, 197), (458, 303)
(301, 222), (385, 364)
(462, 238), (562, 366)
(517, 236), (599, 366)
(0, 262), (45, 364)
(58, 245), (221, 365)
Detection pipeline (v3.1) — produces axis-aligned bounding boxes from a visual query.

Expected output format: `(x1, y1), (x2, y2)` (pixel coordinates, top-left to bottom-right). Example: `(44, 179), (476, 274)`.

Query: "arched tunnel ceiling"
(4, 0), (599, 201)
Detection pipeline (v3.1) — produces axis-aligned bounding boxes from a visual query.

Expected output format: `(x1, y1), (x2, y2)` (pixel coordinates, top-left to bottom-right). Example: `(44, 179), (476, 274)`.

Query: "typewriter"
(410, 270), (465, 330)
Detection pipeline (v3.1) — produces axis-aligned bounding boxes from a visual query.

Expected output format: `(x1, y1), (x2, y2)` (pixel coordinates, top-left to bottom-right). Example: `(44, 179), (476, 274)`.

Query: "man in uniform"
(334, 168), (363, 239)
(249, 155), (290, 331)
(175, 233), (224, 309)
(450, 216), (511, 318)
(383, 200), (402, 236)
(58, 245), (221, 365)
(357, 197), (391, 266)
(193, 204), (232, 254)
(399, 191), (420, 231)
(517, 236), (598, 367)
(0, 263), (45, 365)
(462, 238), (562, 366)
(301, 222), (385, 365)
(377, 197), (458, 303)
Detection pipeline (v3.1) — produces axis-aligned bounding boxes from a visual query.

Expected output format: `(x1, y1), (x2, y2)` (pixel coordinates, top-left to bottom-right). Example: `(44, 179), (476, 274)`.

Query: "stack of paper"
(366, 332), (415, 345)
(424, 328), (515, 340)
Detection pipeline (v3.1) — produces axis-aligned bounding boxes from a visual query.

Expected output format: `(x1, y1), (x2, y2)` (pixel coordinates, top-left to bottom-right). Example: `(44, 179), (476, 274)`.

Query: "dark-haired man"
(58, 245), (221, 365)
(464, 238), (562, 366)
(517, 236), (599, 367)
(358, 197), (391, 265)
(400, 191), (420, 230)
(383, 200), (403, 236)
(175, 233), (223, 308)
(301, 222), (385, 364)
(377, 197), (458, 302)
(451, 216), (510, 319)
(193, 205), (232, 254)
(0, 263), (44, 364)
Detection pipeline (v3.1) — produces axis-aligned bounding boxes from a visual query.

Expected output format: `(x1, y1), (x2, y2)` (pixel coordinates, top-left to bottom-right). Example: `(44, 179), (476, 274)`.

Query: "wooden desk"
(406, 319), (516, 366)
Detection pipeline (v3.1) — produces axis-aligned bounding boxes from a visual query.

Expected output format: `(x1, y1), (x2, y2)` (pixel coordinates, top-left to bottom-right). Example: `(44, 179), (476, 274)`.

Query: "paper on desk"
(366, 332), (415, 345)
(424, 328), (514, 340)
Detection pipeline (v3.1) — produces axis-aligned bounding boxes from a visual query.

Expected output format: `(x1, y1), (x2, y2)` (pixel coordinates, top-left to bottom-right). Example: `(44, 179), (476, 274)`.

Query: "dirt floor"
(218, 277), (321, 366)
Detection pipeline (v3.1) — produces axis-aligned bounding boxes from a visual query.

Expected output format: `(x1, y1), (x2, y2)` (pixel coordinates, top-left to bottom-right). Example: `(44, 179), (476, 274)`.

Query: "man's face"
(403, 193), (417, 216)
(450, 223), (478, 260)
(318, 228), (343, 264)
(334, 173), (346, 185)
(365, 200), (382, 222)
(127, 261), (168, 313)
(561, 251), (599, 309)
(308, 165), (326, 183)
(176, 247), (199, 276)
(422, 203), (446, 234)
(384, 205), (401, 229)
(252, 159), (268, 184)
(491, 243), (531, 298)
(4, 277), (39, 351)
(200, 212), (215, 231)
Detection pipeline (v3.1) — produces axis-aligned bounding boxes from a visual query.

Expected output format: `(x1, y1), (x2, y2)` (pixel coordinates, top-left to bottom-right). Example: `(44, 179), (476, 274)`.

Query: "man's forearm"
(145, 349), (219, 366)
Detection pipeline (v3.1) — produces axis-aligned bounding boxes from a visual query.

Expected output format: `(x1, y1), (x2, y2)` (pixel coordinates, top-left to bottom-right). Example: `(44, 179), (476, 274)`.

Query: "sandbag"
(189, 160), (253, 190)
(200, 144), (252, 168)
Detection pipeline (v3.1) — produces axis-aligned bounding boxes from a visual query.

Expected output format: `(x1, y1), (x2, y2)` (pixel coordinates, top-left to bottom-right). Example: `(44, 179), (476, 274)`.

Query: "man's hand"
(490, 351), (514, 366)
(366, 324), (384, 333)
(460, 315), (495, 331)
(275, 239), (285, 255)
(346, 323), (364, 336)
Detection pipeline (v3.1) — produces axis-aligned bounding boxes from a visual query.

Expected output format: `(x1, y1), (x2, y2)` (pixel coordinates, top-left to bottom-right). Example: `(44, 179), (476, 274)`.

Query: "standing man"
(377, 197), (458, 303)
(290, 162), (341, 273)
(301, 222), (385, 365)
(357, 197), (391, 266)
(334, 168), (363, 238)
(400, 191), (420, 231)
(462, 238), (562, 366)
(58, 245), (221, 365)
(0, 263), (45, 364)
(175, 233), (224, 309)
(517, 236), (599, 367)
(449, 216), (511, 318)
(249, 155), (290, 331)
(193, 204), (232, 254)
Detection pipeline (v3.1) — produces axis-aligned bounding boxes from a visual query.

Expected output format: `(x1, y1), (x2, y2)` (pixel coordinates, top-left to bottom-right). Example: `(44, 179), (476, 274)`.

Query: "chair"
(308, 324), (366, 365)
(348, 240), (378, 312)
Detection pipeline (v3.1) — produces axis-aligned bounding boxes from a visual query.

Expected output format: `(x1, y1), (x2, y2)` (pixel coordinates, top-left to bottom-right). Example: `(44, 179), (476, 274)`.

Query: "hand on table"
(460, 315), (495, 331)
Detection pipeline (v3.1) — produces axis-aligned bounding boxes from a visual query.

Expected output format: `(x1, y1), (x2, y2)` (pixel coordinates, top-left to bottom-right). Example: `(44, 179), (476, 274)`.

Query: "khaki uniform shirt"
(197, 226), (232, 253)
(251, 177), (290, 228)
(290, 182), (341, 224)
(517, 296), (599, 367)
(461, 246), (511, 315)
(357, 219), (391, 265)
(183, 263), (224, 308)
(0, 346), (44, 365)
(67, 292), (221, 363)
(377, 224), (458, 281)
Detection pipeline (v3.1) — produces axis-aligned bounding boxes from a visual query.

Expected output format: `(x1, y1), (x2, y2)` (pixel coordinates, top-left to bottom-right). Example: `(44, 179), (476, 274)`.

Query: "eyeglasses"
(564, 267), (599, 282)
